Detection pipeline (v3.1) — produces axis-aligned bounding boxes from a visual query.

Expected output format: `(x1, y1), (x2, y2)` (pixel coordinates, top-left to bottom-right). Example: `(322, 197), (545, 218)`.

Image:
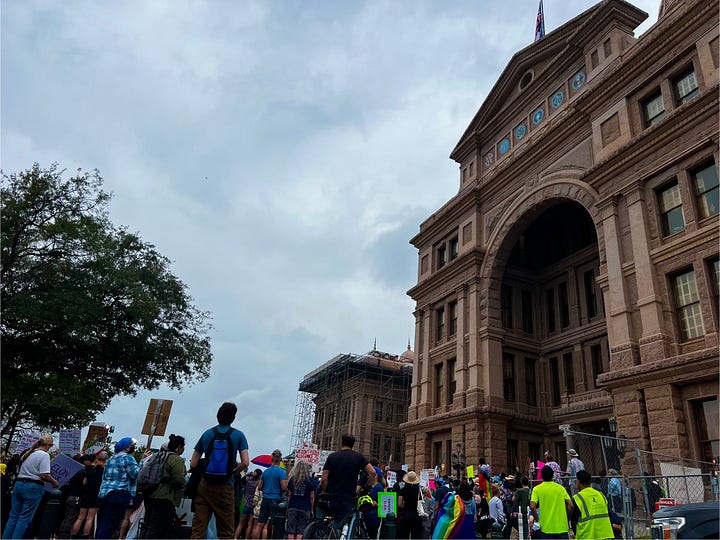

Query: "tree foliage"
(1, 164), (213, 449)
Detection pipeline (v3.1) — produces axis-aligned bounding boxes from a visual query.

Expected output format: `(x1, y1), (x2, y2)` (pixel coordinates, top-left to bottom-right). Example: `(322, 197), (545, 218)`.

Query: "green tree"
(1, 164), (213, 452)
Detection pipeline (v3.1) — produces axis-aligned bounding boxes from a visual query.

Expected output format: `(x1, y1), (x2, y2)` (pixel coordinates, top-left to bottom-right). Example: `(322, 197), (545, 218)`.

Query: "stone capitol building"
(402, 0), (718, 476)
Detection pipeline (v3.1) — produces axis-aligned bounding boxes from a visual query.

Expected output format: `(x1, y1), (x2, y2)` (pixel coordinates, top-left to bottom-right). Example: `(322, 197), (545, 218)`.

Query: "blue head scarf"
(114, 437), (136, 454)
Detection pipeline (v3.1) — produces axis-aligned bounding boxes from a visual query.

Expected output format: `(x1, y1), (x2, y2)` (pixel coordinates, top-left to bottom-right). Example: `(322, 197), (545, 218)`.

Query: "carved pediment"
(451, 0), (647, 164)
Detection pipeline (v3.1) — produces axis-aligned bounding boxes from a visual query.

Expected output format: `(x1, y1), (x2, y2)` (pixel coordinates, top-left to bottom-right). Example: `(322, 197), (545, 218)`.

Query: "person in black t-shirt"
(321, 434), (376, 525)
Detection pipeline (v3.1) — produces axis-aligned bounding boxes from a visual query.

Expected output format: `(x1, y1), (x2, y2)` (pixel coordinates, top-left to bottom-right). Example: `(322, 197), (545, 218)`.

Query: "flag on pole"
(535, 0), (545, 42)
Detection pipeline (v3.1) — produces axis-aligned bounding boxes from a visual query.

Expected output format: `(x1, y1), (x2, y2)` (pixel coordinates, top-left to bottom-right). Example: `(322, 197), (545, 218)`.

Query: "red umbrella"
(251, 454), (273, 467)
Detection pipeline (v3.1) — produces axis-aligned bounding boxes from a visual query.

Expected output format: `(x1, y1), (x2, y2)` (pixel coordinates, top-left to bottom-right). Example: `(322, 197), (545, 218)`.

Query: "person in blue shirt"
(252, 450), (287, 539)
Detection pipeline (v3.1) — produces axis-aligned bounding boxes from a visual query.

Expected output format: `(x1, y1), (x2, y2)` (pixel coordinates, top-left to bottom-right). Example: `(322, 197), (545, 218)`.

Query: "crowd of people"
(0, 403), (626, 539)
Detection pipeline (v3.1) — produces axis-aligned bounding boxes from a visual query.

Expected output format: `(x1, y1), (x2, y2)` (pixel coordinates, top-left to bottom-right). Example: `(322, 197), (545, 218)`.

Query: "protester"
(569, 470), (614, 540)
(285, 460), (316, 540)
(566, 449), (585, 494)
(58, 454), (94, 538)
(71, 451), (106, 538)
(143, 434), (188, 539)
(235, 469), (262, 539)
(543, 452), (564, 485)
(190, 402), (249, 540)
(95, 437), (140, 539)
(320, 434), (376, 525)
(252, 450), (287, 539)
(2, 435), (60, 540)
(512, 476), (531, 538)
(530, 465), (573, 539)
(397, 471), (423, 539)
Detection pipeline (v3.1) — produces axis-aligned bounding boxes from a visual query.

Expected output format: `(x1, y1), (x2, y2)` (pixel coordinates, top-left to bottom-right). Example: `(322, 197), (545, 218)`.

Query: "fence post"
(622, 477), (633, 540)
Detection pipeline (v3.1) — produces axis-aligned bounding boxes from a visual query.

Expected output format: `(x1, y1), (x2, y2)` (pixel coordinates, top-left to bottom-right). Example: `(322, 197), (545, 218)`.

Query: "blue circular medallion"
(551, 91), (564, 108)
(484, 151), (494, 168)
(532, 108), (545, 125)
(499, 138), (510, 155)
(515, 124), (527, 140)
(572, 71), (586, 90)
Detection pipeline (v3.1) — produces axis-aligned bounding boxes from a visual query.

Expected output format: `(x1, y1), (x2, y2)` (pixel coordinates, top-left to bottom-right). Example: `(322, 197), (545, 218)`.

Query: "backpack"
(203, 427), (236, 483)
(137, 450), (170, 495)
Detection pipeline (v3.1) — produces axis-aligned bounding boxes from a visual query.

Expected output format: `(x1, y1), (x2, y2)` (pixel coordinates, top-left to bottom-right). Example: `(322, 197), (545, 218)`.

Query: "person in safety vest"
(570, 470), (614, 540)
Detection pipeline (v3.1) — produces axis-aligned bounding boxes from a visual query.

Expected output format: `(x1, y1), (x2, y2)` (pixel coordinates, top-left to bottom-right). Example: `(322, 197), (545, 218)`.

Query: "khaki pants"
(191, 479), (235, 539)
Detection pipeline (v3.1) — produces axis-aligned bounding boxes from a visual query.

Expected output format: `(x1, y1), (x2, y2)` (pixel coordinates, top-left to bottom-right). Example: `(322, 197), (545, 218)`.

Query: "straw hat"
(567, 449), (579, 457)
(403, 471), (420, 484)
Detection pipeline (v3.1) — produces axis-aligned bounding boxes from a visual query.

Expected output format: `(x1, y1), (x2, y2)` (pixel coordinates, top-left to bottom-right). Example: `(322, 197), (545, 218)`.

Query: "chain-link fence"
(552, 429), (720, 538)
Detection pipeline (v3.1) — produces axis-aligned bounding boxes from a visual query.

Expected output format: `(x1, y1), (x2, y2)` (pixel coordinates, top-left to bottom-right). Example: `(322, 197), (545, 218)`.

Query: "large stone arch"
(479, 172), (603, 325)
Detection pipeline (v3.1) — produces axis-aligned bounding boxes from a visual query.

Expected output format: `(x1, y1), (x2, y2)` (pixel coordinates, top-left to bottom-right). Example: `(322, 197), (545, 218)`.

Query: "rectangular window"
(342, 400), (351, 424)
(693, 399), (719, 466)
(507, 439), (519, 471)
(692, 162), (719, 219)
(383, 436), (392, 462)
(711, 258), (720, 313)
(436, 307), (445, 341)
(564, 352), (575, 395)
(374, 400), (383, 422)
(584, 269), (598, 319)
(449, 301), (458, 336)
(438, 245), (447, 268)
(559, 282), (570, 328)
(591, 344), (603, 387)
(546, 289), (556, 332)
(501, 285), (513, 329)
(384, 402), (394, 424)
(503, 353), (515, 402)
(528, 442), (541, 463)
(642, 91), (665, 126)
(525, 357), (537, 406)
(603, 38), (612, 58)
(448, 359), (456, 405)
(674, 68), (699, 104)
(435, 363), (445, 407)
(658, 181), (685, 236)
(673, 269), (705, 340)
(550, 357), (561, 406)
(522, 290), (534, 333)
(394, 438), (402, 463)
(372, 433), (380, 458)
(450, 237), (459, 260)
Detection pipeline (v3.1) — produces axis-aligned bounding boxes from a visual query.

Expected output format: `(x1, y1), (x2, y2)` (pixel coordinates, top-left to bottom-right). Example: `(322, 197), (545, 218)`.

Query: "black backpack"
(137, 450), (170, 495)
(203, 427), (236, 483)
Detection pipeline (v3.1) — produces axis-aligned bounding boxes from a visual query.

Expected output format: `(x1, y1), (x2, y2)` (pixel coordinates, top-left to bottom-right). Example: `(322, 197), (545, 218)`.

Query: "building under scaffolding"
(292, 347), (413, 467)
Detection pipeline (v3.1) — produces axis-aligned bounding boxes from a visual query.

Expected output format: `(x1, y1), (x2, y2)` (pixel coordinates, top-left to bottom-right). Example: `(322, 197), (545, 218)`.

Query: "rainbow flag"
(432, 492), (465, 539)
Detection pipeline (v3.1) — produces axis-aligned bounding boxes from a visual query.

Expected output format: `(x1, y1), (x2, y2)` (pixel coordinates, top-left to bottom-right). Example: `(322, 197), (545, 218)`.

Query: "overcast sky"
(2, 0), (658, 461)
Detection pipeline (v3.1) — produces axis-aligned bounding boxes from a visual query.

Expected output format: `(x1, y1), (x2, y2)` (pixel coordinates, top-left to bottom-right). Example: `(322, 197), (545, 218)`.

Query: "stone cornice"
(598, 346), (720, 388)
(650, 220), (720, 265)
(407, 251), (484, 303)
(412, 189), (481, 246)
(573, 0), (716, 115)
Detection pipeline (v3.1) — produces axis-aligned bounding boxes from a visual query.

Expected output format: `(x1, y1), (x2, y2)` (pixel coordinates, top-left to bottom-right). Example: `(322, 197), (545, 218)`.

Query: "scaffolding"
(291, 348), (413, 465)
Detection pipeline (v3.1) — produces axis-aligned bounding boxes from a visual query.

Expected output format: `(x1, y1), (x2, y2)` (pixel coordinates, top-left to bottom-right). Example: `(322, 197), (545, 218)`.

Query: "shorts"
(128, 494), (144, 511)
(257, 497), (280, 524)
(286, 508), (310, 534)
(242, 504), (255, 516)
(80, 495), (99, 509)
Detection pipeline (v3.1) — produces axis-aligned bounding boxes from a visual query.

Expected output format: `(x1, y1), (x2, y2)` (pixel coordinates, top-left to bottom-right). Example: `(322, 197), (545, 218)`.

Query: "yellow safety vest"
(573, 487), (614, 540)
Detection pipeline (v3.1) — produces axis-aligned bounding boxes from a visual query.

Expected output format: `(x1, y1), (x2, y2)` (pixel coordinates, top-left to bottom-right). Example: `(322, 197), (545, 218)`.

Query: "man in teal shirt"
(252, 449), (287, 538)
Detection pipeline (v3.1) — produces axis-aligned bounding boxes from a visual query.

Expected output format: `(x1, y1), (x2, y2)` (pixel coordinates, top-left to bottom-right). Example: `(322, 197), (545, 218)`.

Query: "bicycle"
(302, 493), (374, 540)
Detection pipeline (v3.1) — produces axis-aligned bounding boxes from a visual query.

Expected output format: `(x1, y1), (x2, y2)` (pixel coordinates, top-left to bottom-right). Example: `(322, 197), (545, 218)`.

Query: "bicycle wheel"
(303, 520), (333, 539)
(347, 513), (369, 539)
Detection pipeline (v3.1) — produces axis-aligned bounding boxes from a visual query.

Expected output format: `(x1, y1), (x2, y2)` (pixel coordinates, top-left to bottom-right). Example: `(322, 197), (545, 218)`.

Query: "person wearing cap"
(569, 470), (614, 540)
(3, 435), (59, 540)
(566, 450), (585, 495)
(397, 471), (423, 539)
(95, 436), (139, 539)
(530, 465), (573, 539)
(251, 449), (287, 539)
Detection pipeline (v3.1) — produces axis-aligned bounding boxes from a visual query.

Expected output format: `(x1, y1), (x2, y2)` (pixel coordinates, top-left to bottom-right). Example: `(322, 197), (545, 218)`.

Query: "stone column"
(419, 307), (433, 417)
(467, 280), (482, 408)
(455, 286), (467, 408)
(625, 183), (672, 361)
(598, 196), (638, 367)
(613, 388), (651, 476)
(409, 308), (423, 421)
(644, 384), (689, 463)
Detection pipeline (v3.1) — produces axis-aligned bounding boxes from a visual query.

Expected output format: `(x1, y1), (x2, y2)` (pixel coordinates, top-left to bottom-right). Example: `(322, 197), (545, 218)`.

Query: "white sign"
(47, 453), (84, 492)
(659, 462), (704, 504)
(311, 450), (333, 474)
(420, 468), (436, 487)
(59, 429), (82, 454)
(387, 470), (397, 488)
(296, 442), (320, 465)
(401, 464), (409, 472)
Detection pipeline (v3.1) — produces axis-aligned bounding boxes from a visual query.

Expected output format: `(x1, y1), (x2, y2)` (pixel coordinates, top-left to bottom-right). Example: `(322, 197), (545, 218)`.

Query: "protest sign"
(47, 453), (84, 492)
(378, 492), (397, 518)
(387, 470), (397, 488)
(16, 432), (41, 454)
(59, 429), (82, 455)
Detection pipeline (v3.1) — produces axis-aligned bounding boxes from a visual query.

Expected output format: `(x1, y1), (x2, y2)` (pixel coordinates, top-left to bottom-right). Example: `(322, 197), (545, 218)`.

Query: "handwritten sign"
(420, 469), (436, 487)
(387, 470), (397, 488)
(296, 442), (320, 465)
(378, 491), (397, 518)
(466, 465), (475, 478)
(59, 429), (82, 455)
(47, 453), (83, 492)
(16, 432), (41, 454)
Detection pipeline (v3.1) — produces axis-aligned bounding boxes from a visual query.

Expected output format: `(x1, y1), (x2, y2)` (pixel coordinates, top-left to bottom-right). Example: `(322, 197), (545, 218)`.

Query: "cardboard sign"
(141, 399), (173, 436)
(16, 432), (41, 454)
(47, 453), (84, 492)
(59, 429), (82, 455)
(378, 491), (397, 518)
(420, 469), (436, 487)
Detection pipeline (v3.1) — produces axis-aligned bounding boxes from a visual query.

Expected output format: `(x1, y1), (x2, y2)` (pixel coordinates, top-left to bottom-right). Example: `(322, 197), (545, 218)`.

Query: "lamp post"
(451, 443), (466, 479)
